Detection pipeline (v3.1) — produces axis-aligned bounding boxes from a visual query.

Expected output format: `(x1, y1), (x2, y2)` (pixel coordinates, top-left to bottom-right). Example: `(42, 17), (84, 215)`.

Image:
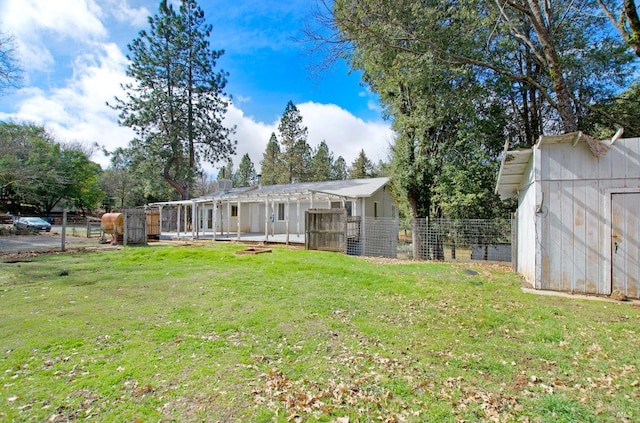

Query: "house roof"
(149, 177), (391, 206)
(244, 177), (390, 199)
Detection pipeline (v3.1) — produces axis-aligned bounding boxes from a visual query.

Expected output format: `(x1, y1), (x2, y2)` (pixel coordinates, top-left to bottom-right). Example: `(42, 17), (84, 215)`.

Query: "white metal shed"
(496, 132), (640, 298)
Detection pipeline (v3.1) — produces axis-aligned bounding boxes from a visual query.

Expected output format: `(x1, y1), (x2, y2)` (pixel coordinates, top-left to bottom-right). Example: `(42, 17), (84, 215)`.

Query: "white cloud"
(0, 0), (108, 71)
(298, 102), (393, 164)
(0, 42), (135, 166)
(221, 101), (394, 175)
(106, 0), (150, 26)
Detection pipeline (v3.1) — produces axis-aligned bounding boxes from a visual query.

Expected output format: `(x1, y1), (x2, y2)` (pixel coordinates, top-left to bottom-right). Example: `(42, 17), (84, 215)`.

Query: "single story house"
(495, 131), (640, 299)
(149, 177), (398, 256)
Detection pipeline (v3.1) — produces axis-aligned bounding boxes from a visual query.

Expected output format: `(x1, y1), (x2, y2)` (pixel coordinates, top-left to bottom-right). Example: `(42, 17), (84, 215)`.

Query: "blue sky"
(0, 0), (394, 173)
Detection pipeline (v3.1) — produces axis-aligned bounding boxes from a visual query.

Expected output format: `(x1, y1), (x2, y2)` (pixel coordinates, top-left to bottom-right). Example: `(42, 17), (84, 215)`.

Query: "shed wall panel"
(516, 181), (537, 284)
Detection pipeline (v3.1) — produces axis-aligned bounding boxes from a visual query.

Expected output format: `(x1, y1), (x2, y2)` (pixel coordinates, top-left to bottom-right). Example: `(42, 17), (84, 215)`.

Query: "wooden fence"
(305, 209), (347, 253)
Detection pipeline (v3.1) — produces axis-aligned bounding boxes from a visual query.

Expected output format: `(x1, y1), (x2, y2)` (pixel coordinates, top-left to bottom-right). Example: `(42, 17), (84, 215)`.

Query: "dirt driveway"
(0, 229), (105, 256)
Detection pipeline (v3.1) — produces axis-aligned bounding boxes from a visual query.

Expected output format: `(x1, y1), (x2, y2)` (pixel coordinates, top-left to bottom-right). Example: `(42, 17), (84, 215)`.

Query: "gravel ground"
(0, 226), (108, 256)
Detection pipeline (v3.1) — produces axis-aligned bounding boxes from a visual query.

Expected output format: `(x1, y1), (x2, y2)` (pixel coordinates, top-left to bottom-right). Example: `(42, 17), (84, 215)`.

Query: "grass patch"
(1, 243), (639, 422)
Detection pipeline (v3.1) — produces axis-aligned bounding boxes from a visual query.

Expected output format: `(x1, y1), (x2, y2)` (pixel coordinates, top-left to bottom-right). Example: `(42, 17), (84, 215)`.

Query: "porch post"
(226, 199), (231, 237)
(296, 200), (300, 236)
(237, 200), (241, 240)
(285, 198), (290, 245)
(191, 200), (196, 240)
(159, 205), (163, 235)
(212, 200), (217, 241)
(361, 198), (366, 255)
(177, 205), (181, 238)
(183, 205), (188, 237)
(264, 197), (269, 241)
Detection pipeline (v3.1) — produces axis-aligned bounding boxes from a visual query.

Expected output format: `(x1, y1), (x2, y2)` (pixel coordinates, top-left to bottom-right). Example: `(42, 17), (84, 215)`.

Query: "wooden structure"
(145, 208), (160, 239)
(306, 208), (348, 252)
(496, 132), (640, 298)
(100, 210), (147, 245)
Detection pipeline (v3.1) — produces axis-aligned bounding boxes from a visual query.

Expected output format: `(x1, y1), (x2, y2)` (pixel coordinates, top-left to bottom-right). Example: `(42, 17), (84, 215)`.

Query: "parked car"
(13, 217), (52, 232)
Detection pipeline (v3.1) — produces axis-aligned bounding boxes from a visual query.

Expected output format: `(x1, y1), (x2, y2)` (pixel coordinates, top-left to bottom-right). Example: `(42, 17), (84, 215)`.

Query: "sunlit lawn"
(1, 243), (638, 422)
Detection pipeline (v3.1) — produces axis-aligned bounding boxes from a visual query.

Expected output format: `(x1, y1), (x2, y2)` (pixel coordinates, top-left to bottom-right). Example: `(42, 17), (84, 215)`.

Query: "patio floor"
(158, 231), (305, 245)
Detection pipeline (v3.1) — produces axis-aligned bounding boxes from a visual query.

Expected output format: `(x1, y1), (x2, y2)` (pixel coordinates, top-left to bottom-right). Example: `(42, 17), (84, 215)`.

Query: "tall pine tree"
(349, 149), (373, 179)
(277, 101), (311, 183)
(260, 132), (285, 185)
(235, 153), (257, 187)
(111, 0), (235, 200)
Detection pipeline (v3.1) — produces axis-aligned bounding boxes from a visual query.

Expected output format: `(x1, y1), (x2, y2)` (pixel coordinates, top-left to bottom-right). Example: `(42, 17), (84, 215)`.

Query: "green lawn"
(1, 244), (638, 422)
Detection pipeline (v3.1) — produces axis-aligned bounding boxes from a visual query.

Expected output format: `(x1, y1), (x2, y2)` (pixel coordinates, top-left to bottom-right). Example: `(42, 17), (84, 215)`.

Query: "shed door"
(611, 193), (640, 298)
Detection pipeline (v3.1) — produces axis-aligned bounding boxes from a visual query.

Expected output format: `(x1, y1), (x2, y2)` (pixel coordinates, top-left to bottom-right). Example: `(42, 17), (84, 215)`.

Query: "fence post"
(123, 209), (128, 247)
(61, 210), (67, 252)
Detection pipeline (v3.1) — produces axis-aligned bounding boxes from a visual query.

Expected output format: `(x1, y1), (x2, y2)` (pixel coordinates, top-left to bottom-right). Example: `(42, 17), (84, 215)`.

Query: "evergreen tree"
(260, 132), (285, 185)
(349, 149), (374, 179)
(111, 0), (235, 200)
(218, 158), (233, 181)
(277, 101), (311, 183)
(309, 140), (333, 181)
(331, 156), (348, 181)
(235, 153), (257, 187)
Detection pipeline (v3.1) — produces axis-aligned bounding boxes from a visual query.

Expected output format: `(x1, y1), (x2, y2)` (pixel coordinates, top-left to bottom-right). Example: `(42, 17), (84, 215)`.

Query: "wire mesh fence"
(397, 218), (513, 263)
(346, 216), (399, 258)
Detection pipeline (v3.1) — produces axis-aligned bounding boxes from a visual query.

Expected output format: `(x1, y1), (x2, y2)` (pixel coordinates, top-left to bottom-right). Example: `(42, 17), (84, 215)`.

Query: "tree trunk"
(624, 0), (640, 57)
(409, 198), (427, 261)
(526, 0), (578, 133)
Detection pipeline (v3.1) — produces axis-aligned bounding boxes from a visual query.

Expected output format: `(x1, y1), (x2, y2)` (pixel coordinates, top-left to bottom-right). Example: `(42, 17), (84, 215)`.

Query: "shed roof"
(494, 147), (533, 200)
(494, 131), (620, 200)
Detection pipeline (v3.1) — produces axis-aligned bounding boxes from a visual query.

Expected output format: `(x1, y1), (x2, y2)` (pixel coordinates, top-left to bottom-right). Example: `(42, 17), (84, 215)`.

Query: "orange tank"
(101, 213), (124, 235)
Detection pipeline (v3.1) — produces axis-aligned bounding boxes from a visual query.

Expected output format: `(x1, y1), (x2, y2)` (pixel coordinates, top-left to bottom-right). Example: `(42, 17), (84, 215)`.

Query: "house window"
(374, 202), (379, 219)
(331, 201), (341, 209)
(277, 203), (285, 221)
(231, 205), (238, 217)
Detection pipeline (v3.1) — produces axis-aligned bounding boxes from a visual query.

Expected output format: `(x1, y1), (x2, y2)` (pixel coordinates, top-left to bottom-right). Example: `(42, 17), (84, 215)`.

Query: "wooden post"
(159, 205), (163, 237)
(123, 209), (128, 247)
(61, 210), (67, 252)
